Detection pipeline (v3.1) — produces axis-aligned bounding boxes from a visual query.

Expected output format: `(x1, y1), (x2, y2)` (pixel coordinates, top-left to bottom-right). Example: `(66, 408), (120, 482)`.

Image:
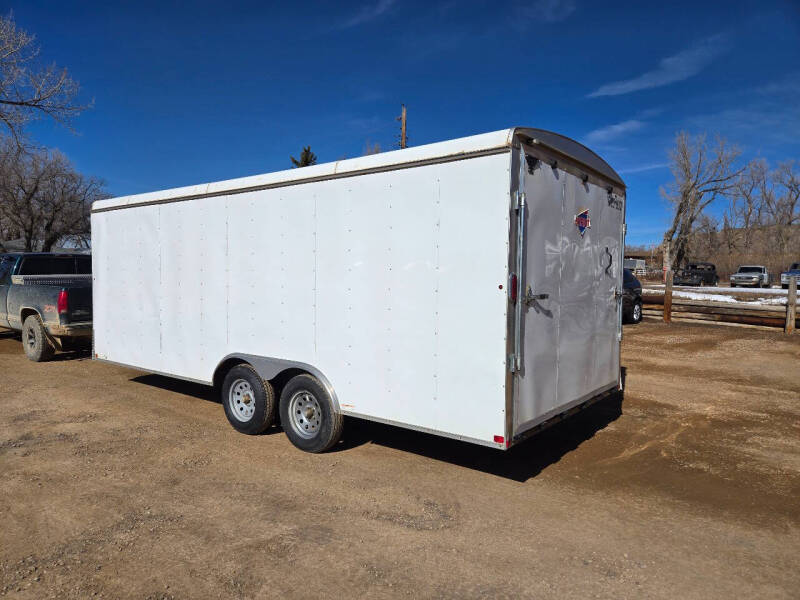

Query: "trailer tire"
(221, 364), (275, 435)
(22, 315), (55, 362)
(279, 374), (343, 453)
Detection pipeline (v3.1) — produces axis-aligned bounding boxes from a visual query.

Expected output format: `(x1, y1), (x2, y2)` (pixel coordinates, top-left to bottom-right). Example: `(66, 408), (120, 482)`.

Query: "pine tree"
(290, 146), (317, 168)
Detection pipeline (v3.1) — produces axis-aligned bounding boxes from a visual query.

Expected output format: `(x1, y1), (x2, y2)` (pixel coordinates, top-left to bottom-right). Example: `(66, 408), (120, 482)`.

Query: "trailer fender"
(212, 354), (341, 413)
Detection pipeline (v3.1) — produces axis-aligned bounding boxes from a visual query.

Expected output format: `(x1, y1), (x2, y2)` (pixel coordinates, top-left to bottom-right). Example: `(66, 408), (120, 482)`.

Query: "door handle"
(524, 285), (549, 304)
(604, 247), (613, 275)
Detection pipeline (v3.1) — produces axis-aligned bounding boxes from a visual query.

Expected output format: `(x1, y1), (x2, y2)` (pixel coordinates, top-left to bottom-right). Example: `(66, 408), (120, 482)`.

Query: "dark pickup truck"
(674, 262), (718, 286)
(0, 253), (93, 361)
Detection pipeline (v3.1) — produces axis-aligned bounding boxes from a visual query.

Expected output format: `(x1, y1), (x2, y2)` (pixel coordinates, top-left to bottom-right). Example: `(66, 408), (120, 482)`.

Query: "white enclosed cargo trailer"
(91, 128), (626, 452)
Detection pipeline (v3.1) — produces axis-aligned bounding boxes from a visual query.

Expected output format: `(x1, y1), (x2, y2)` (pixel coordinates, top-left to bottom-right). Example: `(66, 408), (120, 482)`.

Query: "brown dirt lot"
(1, 321), (799, 599)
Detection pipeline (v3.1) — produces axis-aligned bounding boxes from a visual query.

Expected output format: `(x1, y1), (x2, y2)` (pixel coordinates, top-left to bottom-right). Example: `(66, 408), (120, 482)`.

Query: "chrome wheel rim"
(633, 303), (641, 321)
(228, 379), (256, 422)
(288, 391), (322, 439)
(25, 327), (37, 350)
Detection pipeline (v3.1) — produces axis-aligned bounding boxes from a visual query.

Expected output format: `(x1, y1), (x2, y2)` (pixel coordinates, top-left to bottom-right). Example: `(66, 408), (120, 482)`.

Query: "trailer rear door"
(513, 151), (623, 437)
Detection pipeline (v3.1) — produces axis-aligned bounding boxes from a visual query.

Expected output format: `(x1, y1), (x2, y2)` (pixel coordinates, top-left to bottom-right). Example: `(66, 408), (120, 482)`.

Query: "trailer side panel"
(92, 152), (511, 445)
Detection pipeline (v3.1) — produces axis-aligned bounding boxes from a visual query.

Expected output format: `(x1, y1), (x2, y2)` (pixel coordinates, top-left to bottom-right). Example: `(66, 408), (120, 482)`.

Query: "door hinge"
(513, 191), (525, 212)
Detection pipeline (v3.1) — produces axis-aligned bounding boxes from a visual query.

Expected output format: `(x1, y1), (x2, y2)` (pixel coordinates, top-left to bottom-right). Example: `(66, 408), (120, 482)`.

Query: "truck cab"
(780, 263), (800, 289)
(730, 265), (770, 288)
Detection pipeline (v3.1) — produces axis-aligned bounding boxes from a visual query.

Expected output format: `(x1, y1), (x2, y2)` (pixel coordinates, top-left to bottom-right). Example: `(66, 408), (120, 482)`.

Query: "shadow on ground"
(131, 369), (625, 483)
(48, 348), (92, 362)
(341, 390), (623, 482)
(132, 374), (219, 403)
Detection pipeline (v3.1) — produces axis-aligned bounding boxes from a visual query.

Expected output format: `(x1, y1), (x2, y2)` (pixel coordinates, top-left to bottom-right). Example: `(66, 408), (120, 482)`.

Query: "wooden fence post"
(664, 270), (673, 323)
(786, 277), (797, 335)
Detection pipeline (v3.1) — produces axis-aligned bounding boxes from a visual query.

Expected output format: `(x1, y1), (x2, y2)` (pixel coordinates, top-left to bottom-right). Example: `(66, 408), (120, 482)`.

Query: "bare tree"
(661, 132), (742, 270)
(688, 213), (720, 259)
(725, 159), (768, 251)
(0, 14), (88, 143)
(0, 141), (106, 251)
(765, 161), (800, 255)
(363, 140), (381, 155)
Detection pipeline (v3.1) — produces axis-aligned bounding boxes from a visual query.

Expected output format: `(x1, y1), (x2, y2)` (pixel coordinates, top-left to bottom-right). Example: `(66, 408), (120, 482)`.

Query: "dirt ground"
(1, 321), (799, 599)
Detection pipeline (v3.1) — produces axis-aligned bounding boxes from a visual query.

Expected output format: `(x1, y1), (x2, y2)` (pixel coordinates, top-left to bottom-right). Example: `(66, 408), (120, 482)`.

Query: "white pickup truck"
(729, 265), (771, 288)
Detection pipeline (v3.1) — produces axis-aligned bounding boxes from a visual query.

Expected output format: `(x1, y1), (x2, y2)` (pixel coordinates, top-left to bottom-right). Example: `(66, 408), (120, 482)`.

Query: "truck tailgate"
(10, 274), (93, 322)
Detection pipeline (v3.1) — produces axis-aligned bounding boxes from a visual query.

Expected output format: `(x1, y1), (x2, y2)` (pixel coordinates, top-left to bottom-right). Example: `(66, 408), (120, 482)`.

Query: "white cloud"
(754, 72), (800, 96)
(519, 0), (577, 23)
(682, 73), (800, 146)
(685, 104), (800, 146)
(346, 115), (384, 131)
(339, 0), (396, 29)
(588, 33), (731, 98)
(584, 119), (645, 145)
(618, 162), (670, 175)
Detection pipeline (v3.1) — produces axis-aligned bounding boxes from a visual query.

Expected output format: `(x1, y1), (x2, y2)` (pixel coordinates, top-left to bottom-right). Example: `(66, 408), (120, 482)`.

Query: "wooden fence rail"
(646, 273), (797, 334)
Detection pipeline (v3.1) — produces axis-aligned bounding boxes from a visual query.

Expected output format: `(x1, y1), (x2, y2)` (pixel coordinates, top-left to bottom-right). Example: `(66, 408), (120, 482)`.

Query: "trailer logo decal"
(574, 209), (591, 237)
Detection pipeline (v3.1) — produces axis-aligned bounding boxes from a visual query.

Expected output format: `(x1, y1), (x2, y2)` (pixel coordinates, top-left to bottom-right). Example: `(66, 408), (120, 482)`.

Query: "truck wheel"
(221, 364), (275, 435)
(22, 315), (55, 362)
(631, 301), (642, 324)
(279, 374), (343, 453)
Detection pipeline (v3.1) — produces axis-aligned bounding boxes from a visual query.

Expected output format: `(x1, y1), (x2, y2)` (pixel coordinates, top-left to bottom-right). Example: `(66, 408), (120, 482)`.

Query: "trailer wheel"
(279, 374), (343, 453)
(22, 315), (55, 362)
(221, 364), (275, 435)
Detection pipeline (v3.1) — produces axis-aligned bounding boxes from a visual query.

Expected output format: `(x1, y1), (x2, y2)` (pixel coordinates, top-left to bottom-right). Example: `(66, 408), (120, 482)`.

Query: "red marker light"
(57, 290), (68, 314)
(494, 435), (505, 445)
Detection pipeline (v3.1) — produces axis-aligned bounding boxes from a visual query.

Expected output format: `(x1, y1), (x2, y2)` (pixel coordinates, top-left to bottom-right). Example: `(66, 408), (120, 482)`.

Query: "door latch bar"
(524, 285), (549, 304)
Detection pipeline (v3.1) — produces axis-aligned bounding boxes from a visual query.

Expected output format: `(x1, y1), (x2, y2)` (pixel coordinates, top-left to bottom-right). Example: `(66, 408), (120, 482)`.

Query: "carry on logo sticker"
(574, 208), (591, 237)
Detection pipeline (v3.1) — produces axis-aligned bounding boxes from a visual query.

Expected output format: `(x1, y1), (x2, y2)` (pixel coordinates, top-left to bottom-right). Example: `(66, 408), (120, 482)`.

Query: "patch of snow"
(642, 288), (786, 306)
(645, 284), (787, 295)
(679, 291), (737, 303)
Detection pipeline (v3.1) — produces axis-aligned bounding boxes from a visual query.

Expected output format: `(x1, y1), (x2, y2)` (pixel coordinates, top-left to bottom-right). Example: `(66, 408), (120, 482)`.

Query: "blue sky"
(12, 0), (800, 245)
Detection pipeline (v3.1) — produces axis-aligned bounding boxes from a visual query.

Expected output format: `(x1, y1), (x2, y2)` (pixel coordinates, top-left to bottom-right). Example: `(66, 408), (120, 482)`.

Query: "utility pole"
(397, 104), (407, 149)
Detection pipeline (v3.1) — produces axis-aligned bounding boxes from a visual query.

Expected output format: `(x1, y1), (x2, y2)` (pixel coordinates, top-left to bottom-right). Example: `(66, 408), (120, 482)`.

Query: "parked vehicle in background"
(0, 253), (93, 361)
(674, 262), (718, 287)
(623, 258), (646, 276)
(622, 268), (642, 324)
(730, 265), (770, 288)
(780, 262), (800, 289)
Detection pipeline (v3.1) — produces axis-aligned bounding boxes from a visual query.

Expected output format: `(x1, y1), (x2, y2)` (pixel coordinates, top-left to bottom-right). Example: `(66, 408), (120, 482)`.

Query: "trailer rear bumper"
(508, 382), (620, 449)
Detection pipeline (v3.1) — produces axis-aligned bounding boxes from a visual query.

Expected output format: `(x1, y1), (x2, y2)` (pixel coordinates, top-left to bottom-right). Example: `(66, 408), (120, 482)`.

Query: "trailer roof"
(93, 128), (624, 213)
